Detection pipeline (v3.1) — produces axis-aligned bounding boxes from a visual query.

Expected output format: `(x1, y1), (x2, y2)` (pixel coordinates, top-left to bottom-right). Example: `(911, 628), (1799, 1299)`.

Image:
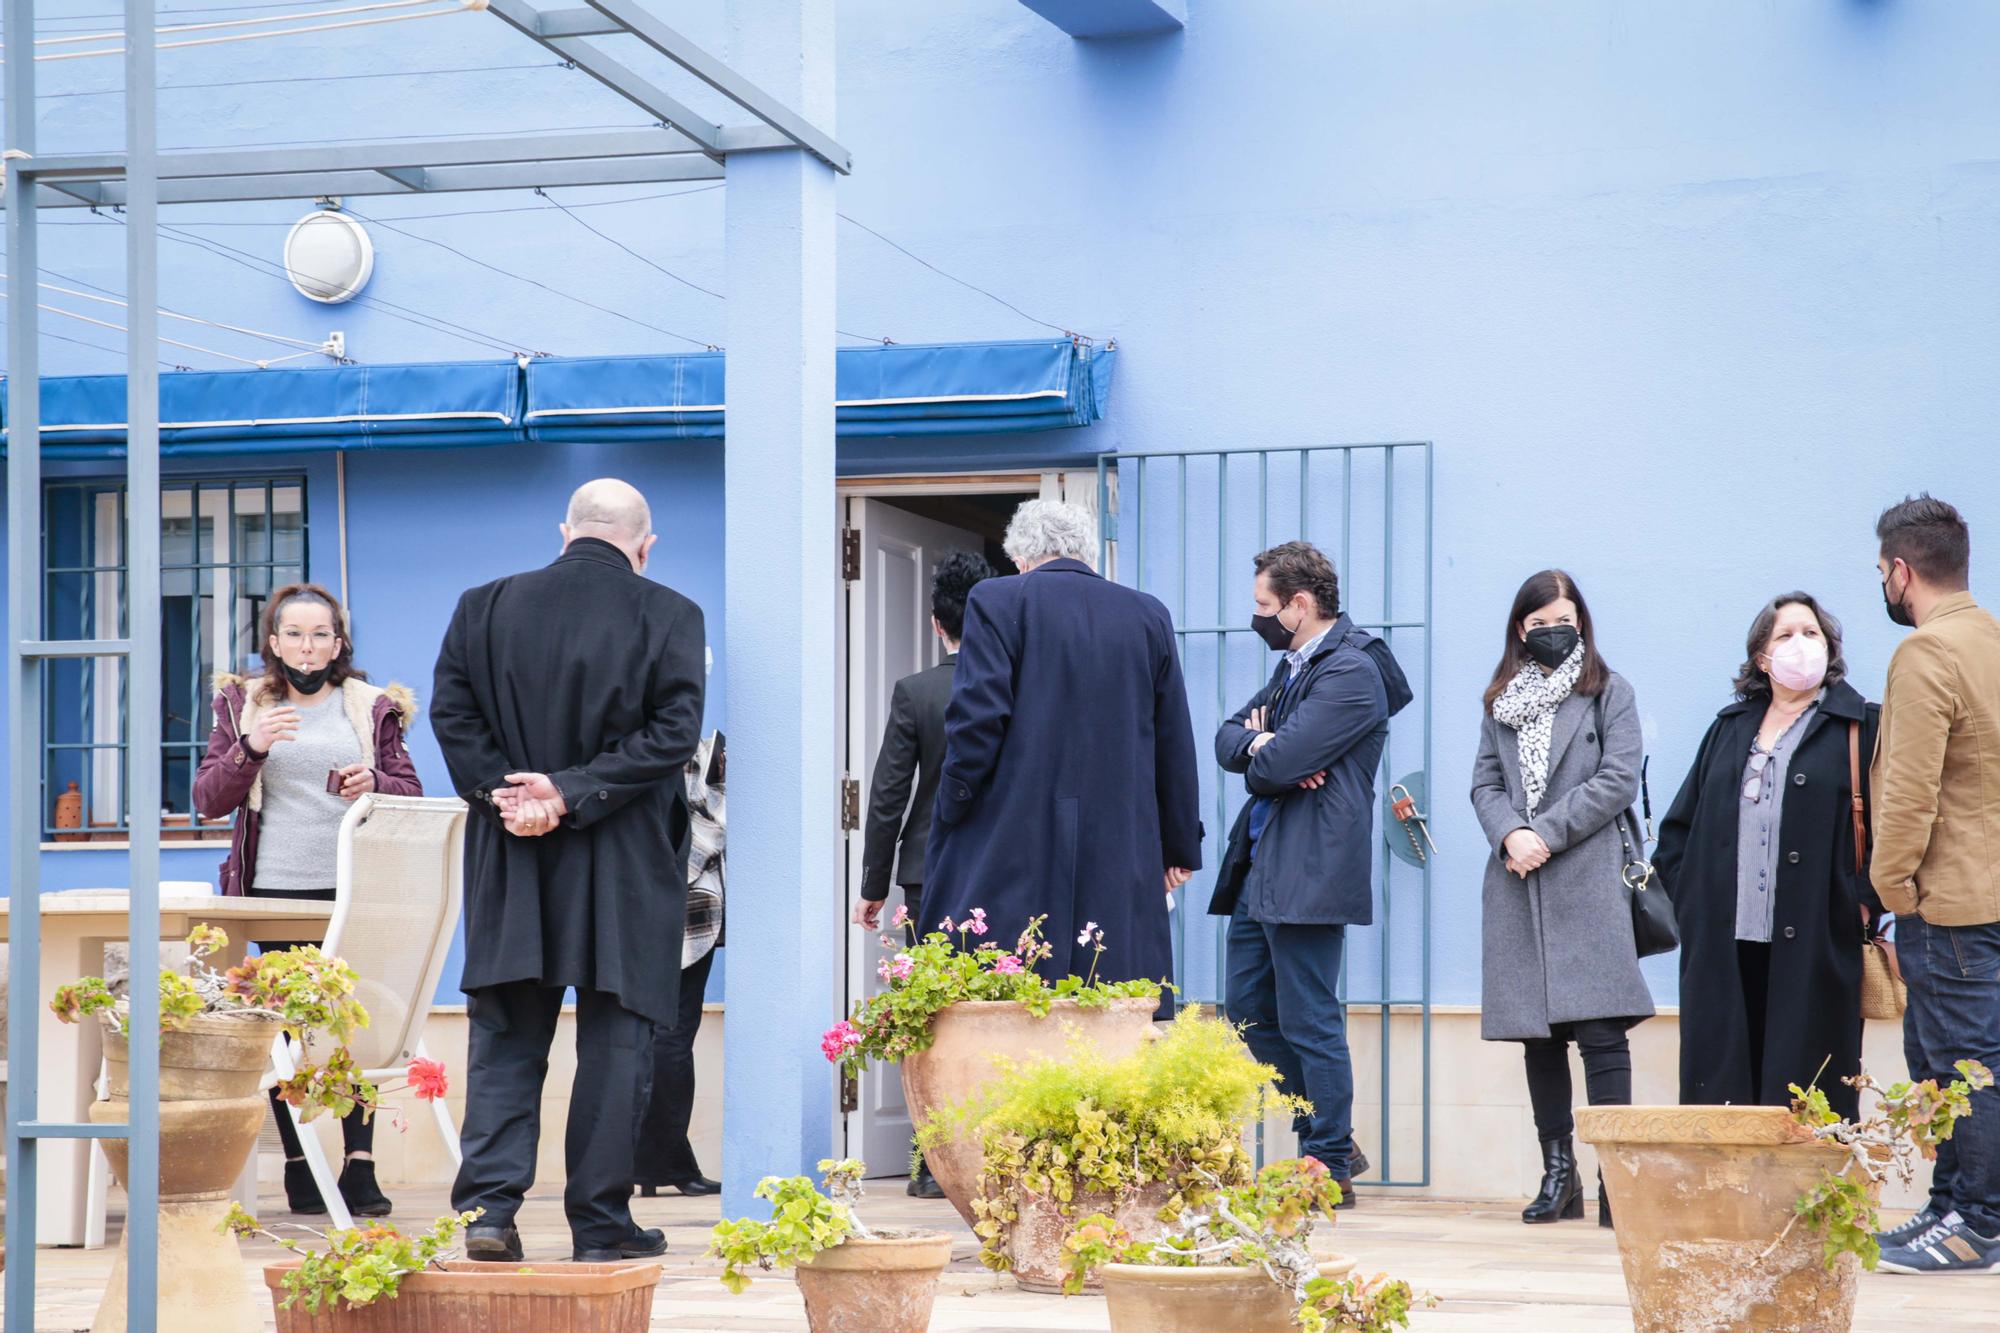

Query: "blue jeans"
(1225, 899), (1356, 1177)
(1899, 914), (2000, 1236)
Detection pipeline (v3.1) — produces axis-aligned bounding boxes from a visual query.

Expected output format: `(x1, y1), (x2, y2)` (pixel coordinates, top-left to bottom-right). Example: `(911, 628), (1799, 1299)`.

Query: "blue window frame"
(41, 476), (309, 840)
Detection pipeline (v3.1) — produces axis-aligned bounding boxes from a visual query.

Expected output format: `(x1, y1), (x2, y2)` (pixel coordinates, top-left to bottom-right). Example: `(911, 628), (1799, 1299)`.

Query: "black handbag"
(1596, 695), (1678, 958)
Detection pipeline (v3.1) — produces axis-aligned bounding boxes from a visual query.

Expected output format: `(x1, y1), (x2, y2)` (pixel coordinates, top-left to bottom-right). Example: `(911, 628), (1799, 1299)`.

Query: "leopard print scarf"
(1491, 646), (1585, 814)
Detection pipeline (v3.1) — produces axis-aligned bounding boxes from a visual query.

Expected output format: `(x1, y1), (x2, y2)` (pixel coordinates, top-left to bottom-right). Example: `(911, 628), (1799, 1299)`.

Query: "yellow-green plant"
(707, 1159), (873, 1293)
(919, 1011), (1302, 1271)
(1778, 1059), (1994, 1270)
(50, 926), (382, 1122)
(1058, 1159), (1427, 1332)
(222, 1204), (480, 1311)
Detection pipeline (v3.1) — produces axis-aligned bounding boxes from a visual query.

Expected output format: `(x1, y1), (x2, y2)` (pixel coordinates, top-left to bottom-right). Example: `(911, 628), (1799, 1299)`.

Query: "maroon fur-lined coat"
(193, 674), (422, 895)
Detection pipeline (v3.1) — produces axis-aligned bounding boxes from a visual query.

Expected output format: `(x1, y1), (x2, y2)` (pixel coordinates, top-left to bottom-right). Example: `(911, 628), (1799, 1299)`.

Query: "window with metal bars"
(42, 477), (309, 841)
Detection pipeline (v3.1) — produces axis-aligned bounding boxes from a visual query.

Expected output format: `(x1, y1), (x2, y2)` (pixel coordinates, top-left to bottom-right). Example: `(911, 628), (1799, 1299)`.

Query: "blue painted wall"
(7, 1), (2000, 1016)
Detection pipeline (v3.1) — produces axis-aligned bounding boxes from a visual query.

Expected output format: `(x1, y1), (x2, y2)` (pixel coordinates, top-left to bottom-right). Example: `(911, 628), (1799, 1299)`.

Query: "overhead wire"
(838, 212), (1088, 340)
(532, 188), (725, 301)
(34, 0), (379, 28)
(0, 288), (268, 366)
(82, 210), (542, 356)
(0, 325), (180, 371)
(343, 204), (719, 349)
(9, 0), (488, 63)
(35, 58), (565, 99)
(17, 0), (469, 48)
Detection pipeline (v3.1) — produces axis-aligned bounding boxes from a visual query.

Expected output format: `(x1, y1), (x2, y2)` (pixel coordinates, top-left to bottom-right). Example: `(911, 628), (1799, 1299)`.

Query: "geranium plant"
(49, 926), (445, 1125)
(1773, 1058), (1994, 1271)
(1060, 1158), (1425, 1333)
(222, 1203), (481, 1312)
(918, 1011), (1302, 1272)
(821, 911), (1163, 1075)
(708, 1158), (873, 1293)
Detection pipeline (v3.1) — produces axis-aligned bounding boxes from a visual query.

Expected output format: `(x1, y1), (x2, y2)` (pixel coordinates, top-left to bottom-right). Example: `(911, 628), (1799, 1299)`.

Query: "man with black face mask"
(1868, 495), (2000, 1276)
(1210, 541), (1412, 1208)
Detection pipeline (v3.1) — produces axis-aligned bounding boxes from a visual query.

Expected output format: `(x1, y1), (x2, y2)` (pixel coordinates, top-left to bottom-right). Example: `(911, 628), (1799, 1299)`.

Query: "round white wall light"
(283, 209), (374, 304)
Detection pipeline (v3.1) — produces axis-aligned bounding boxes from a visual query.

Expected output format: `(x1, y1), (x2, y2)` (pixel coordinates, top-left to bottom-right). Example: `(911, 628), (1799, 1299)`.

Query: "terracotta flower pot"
(794, 1230), (953, 1333)
(901, 995), (1158, 1227)
(103, 1010), (280, 1101)
(262, 1259), (661, 1331)
(1578, 1105), (1877, 1333)
(1007, 1180), (1175, 1294)
(1100, 1257), (1358, 1333)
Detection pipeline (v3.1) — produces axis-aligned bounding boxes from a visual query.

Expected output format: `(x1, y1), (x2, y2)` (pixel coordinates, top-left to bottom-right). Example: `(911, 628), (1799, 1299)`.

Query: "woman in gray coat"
(1470, 569), (1653, 1229)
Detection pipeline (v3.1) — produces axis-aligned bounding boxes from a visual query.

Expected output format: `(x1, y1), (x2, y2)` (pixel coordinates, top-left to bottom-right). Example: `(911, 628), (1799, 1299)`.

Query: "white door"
(840, 496), (988, 1176)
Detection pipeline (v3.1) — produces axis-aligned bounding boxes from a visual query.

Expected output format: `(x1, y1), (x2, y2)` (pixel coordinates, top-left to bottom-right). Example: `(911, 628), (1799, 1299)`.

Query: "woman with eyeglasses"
(195, 581), (422, 1217)
(1472, 569), (1653, 1228)
(1652, 593), (1881, 1123)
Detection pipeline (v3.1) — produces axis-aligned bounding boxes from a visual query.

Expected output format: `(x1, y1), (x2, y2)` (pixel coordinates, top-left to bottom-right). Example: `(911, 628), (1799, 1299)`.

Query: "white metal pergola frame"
(3, 2), (847, 1325)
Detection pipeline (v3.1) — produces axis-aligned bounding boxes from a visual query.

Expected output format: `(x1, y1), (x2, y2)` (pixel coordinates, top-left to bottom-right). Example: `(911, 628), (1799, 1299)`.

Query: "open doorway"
(833, 472), (1097, 1176)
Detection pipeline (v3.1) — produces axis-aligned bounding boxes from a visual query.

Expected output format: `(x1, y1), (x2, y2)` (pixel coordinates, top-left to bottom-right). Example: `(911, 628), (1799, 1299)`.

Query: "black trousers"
(451, 981), (652, 1248)
(633, 947), (715, 1185)
(1522, 1019), (1633, 1141)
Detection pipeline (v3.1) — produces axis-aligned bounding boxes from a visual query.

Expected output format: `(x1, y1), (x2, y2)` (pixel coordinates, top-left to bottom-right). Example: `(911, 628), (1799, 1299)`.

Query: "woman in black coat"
(1653, 592), (1881, 1121)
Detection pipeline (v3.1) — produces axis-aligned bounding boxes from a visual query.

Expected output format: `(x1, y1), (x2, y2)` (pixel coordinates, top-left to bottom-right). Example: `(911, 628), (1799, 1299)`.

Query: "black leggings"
(1522, 1019), (1633, 1142)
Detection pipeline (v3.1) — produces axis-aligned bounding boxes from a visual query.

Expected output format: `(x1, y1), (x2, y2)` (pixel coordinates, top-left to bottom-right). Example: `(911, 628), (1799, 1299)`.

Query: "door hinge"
(840, 1069), (859, 1114)
(840, 775), (861, 830)
(841, 527), (861, 582)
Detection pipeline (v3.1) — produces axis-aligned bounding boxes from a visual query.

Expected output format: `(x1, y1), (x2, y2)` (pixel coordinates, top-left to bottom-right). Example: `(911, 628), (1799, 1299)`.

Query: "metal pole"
(1377, 447), (1394, 1186)
(1421, 441), (1434, 1187)
(5, 0), (46, 1317)
(124, 0), (164, 1320)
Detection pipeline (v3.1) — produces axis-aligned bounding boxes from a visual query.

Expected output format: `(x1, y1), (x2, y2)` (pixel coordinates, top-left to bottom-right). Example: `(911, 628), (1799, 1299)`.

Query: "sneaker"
(1876, 1206), (1944, 1250)
(1877, 1214), (2000, 1275)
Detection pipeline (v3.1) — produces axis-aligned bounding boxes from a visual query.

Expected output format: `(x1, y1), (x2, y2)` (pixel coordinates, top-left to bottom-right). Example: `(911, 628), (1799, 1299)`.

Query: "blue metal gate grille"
(1097, 442), (1433, 1187)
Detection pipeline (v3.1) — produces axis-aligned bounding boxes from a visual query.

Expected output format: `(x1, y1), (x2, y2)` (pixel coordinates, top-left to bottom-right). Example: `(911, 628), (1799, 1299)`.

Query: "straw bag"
(1849, 720), (1907, 1021)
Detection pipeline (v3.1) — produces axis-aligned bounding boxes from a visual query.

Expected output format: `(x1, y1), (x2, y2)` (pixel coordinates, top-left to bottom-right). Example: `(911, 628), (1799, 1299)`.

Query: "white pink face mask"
(1767, 634), (1829, 691)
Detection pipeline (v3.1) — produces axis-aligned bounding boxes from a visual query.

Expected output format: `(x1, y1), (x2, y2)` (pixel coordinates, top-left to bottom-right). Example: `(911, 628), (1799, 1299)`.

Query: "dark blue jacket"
(1209, 618), (1402, 926)
(924, 559), (1203, 987)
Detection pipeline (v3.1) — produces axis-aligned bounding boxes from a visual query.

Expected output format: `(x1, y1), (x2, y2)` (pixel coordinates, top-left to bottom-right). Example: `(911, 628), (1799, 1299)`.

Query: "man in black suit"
(852, 549), (993, 1197)
(431, 478), (705, 1264)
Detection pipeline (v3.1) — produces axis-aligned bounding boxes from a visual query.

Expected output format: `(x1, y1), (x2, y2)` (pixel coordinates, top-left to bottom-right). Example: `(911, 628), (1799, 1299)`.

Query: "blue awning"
(2, 339), (1115, 457)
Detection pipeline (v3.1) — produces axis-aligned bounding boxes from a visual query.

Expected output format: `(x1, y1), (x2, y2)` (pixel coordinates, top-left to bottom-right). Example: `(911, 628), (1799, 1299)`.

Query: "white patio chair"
(225, 794), (469, 1228)
(85, 802), (467, 1242)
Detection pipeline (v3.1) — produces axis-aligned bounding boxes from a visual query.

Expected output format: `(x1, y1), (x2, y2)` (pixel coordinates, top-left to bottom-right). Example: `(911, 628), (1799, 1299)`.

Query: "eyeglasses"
(1743, 751), (1773, 802)
(278, 630), (339, 647)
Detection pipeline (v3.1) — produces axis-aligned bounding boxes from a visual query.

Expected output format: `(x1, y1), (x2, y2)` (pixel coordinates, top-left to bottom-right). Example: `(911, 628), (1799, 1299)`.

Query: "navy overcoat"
(923, 559), (1203, 988)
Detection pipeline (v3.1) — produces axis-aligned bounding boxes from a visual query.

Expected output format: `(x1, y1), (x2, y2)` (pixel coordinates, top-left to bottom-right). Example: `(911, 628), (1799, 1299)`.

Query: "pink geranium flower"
(890, 953), (915, 980)
(991, 954), (1024, 976)
(890, 905), (910, 928)
(820, 1020), (863, 1063)
(406, 1057), (449, 1102)
(939, 916), (956, 933)
(967, 908), (989, 937)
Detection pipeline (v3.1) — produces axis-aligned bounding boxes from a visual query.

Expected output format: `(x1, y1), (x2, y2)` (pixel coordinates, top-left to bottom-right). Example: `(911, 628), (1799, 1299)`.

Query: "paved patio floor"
(5, 1182), (1993, 1330)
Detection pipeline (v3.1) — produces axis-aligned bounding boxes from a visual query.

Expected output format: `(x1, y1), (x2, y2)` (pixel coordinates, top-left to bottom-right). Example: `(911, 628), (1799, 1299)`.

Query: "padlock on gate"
(1388, 781), (1439, 865)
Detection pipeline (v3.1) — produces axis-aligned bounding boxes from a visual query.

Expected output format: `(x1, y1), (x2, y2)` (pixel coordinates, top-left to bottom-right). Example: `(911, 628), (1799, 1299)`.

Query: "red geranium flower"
(406, 1057), (449, 1101)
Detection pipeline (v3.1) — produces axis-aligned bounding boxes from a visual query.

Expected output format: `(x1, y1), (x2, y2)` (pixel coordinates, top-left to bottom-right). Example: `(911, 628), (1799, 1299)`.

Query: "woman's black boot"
(283, 1158), (327, 1215)
(338, 1156), (394, 1218)
(1521, 1136), (1584, 1223)
(1598, 1171), (1613, 1229)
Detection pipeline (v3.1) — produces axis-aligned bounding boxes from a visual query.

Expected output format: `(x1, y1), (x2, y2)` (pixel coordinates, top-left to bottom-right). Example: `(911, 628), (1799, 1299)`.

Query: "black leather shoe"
(907, 1162), (946, 1200)
(465, 1224), (525, 1263)
(637, 1174), (720, 1198)
(338, 1158), (393, 1218)
(1522, 1137), (1585, 1223)
(283, 1159), (328, 1216)
(1347, 1147), (1372, 1180)
(572, 1227), (668, 1263)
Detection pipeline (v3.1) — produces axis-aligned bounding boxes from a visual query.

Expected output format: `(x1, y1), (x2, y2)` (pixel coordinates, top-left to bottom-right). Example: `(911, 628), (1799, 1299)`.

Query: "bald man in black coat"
(431, 478), (705, 1264)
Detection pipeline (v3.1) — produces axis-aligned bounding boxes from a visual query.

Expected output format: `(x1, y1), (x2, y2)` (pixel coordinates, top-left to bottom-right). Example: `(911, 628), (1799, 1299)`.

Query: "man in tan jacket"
(1869, 494), (2000, 1275)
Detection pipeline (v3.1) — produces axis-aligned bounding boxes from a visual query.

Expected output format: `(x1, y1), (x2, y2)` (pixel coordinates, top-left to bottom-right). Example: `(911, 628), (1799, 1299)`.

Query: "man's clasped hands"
(494, 772), (568, 838)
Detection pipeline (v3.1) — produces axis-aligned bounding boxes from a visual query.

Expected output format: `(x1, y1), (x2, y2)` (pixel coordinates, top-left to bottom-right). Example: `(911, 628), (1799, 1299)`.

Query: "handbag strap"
(1593, 692), (1651, 881)
(1847, 719), (1866, 874)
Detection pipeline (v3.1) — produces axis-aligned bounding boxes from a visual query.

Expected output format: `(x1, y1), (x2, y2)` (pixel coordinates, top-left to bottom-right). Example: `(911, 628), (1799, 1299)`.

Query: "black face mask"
(1252, 607), (1299, 652)
(1882, 566), (1916, 628)
(282, 661), (335, 694)
(1523, 624), (1580, 670)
